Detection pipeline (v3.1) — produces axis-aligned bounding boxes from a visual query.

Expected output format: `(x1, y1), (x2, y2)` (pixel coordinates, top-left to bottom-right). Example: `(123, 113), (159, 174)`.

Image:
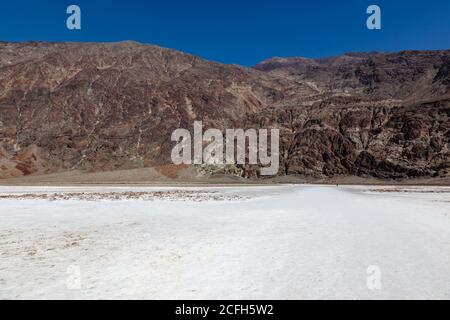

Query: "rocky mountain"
(255, 51), (450, 100)
(0, 42), (449, 181)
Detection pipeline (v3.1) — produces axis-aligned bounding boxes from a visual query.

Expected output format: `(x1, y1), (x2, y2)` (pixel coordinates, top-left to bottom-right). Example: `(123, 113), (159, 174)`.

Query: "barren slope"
(0, 42), (449, 181)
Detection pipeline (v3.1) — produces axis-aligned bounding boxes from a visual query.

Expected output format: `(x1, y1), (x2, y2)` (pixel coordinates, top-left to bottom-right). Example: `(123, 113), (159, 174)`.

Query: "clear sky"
(0, 0), (449, 66)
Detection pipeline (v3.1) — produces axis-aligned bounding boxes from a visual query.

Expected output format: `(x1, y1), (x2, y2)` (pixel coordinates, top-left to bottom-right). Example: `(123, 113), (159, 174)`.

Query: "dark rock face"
(248, 97), (450, 179)
(0, 42), (449, 180)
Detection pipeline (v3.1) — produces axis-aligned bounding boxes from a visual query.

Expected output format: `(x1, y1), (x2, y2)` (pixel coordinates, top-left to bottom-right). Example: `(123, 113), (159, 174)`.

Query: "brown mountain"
(0, 42), (449, 181)
(255, 51), (450, 100)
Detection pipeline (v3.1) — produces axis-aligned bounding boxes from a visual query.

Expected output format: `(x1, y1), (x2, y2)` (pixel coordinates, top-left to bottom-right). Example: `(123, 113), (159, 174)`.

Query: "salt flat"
(0, 185), (450, 300)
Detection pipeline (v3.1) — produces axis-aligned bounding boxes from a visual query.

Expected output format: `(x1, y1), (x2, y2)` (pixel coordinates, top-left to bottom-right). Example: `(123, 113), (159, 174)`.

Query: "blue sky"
(0, 0), (449, 66)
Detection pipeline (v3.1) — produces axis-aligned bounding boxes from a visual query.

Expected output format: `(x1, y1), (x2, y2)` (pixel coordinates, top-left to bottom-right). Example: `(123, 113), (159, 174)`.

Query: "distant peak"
(257, 56), (316, 65)
(254, 56), (318, 71)
(116, 40), (142, 46)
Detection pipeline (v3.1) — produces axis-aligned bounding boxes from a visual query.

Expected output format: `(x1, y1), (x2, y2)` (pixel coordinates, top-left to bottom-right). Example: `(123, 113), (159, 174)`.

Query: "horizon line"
(1, 39), (449, 67)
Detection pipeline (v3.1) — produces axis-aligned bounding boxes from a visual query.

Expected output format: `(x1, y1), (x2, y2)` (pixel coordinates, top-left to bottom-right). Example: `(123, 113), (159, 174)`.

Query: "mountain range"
(0, 41), (449, 181)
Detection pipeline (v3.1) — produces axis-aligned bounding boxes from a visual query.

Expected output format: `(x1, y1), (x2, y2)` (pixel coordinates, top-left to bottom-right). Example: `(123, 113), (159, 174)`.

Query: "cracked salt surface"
(0, 185), (450, 299)
(0, 190), (247, 202)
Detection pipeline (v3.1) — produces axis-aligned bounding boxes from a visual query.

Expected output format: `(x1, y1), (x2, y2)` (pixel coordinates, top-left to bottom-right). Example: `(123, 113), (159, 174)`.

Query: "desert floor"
(1, 185), (450, 299)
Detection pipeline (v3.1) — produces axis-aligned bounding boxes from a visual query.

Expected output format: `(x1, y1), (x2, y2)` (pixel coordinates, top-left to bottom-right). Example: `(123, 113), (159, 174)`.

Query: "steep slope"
(246, 96), (450, 179)
(253, 50), (450, 179)
(0, 41), (315, 179)
(0, 42), (449, 180)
